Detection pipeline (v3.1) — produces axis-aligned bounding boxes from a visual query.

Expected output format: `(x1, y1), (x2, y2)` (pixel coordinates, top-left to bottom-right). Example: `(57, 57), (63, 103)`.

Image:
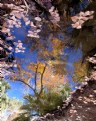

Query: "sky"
(6, 20), (82, 102)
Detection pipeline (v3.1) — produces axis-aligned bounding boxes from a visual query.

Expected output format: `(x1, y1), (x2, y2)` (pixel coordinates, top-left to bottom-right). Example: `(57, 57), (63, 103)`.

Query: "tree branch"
(15, 79), (36, 93)
(39, 64), (47, 95)
(28, 0), (50, 15)
(34, 63), (39, 91)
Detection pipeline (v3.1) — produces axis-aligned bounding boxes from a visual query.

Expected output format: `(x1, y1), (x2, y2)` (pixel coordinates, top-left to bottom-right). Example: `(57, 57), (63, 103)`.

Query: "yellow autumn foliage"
(37, 65), (67, 89)
(73, 60), (88, 82)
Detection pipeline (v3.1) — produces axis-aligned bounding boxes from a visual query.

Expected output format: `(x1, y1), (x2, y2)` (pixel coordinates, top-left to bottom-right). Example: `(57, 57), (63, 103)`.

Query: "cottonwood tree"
(10, 61), (70, 119)
(10, 61), (67, 95)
